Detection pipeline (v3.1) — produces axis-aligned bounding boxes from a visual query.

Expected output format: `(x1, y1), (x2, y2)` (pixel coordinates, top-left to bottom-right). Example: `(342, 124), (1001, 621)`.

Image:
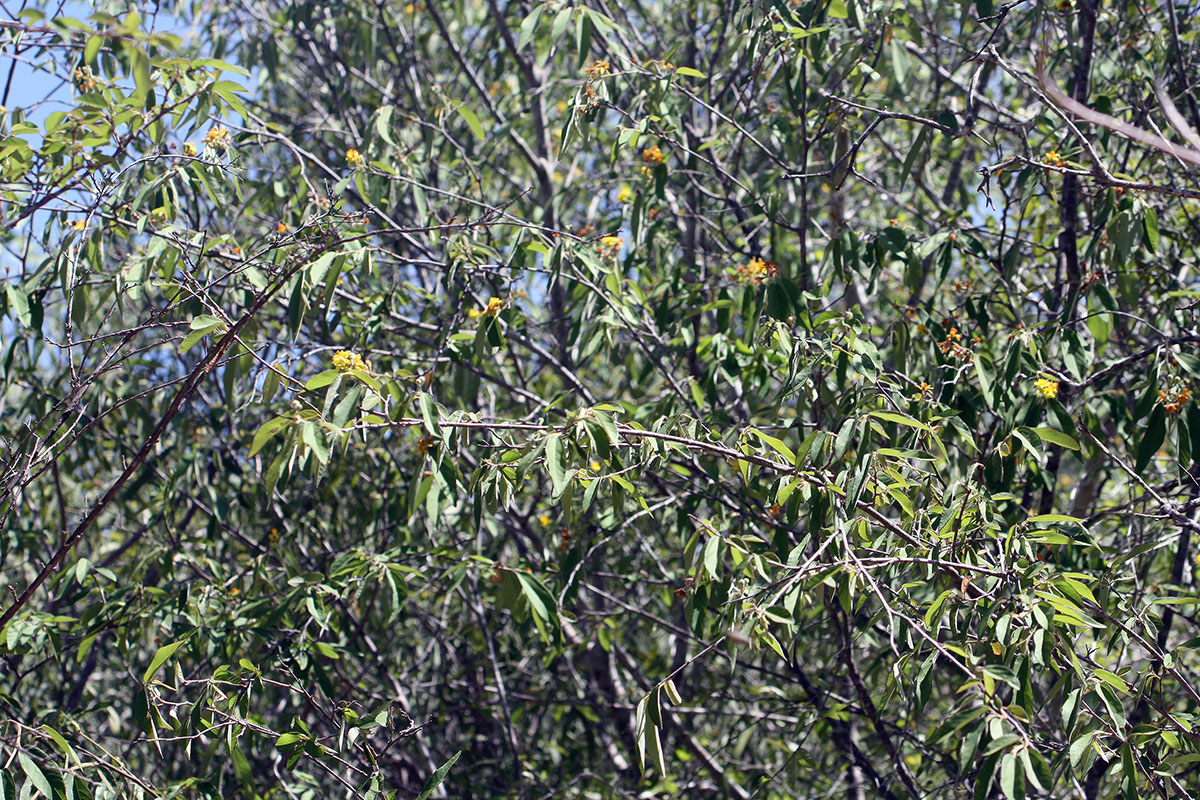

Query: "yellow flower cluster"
(346, 148), (364, 167)
(203, 125), (232, 150)
(73, 66), (98, 92)
(332, 350), (369, 372)
(936, 327), (973, 361)
(1035, 377), (1059, 399)
(734, 257), (778, 285)
(468, 296), (507, 319)
(72, 220), (87, 231)
(596, 235), (624, 260)
(1043, 150), (1064, 168)
(1159, 386), (1190, 415)
(617, 186), (634, 204)
(638, 58), (676, 73)
(642, 145), (665, 165)
(182, 142), (197, 157)
(584, 60), (611, 80)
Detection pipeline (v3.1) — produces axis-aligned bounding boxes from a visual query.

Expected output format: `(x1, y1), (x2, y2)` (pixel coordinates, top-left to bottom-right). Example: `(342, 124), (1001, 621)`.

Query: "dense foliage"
(2, 0), (1200, 798)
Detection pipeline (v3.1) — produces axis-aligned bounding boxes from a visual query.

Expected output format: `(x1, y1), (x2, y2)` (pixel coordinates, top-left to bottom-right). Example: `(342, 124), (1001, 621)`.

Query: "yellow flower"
(346, 148), (364, 167)
(616, 186), (634, 204)
(1035, 377), (1059, 399)
(403, 2), (415, 12)
(485, 296), (505, 314)
(72, 220), (87, 231)
(277, 222), (289, 233)
(590, 460), (601, 471)
(1044, 150), (1064, 168)
(467, 307), (483, 319)
(538, 514), (551, 527)
(182, 142), (197, 157)
(202, 125), (232, 150)
(642, 145), (665, 165)
(332, 350), (369, 372)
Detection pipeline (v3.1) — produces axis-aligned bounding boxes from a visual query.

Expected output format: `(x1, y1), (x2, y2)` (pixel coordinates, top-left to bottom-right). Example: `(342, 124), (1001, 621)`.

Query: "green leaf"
(143, 638), (187, 683)
(5, 284), (30, 327)
(306, 370), (340, 391)
(868, 410), (930, 431)
(457, 105), (486, 141)
(703, 534), (721, 579)
(645, 720), (666, 775)
(84, 35), (102, 65)
(1022, 748), (1051, 793)
(1098, 684), (1127, 730)
(1027, 513), (1082, 524)
(249, 417), (292, 457)
(975, 754), (1000, 800)
(180, 321), (224, 353)
(212, 79), (248, 118)
(418, 391), (441, 436)
(414, 752), (461, 800)
(16, 754), (50, 800)
(1095, 668), (1129, 693)
(1143, 207), (1159, 251)
(900, 127), (929, 190)
(131, 48), (152, 95)
(516, 571), (557, 625)
(1032, 427), (1079, 450)
(745, 428), (796, 464)
(925, 589), (953, 628)
(1134, 406), (1166, 474)
(516, 5), (544, 51)
(1069, 732), (1094, 768)
(999, 751), (1024, 800)
(983, 734), (1021, 756)
(546, 433), (568, 497)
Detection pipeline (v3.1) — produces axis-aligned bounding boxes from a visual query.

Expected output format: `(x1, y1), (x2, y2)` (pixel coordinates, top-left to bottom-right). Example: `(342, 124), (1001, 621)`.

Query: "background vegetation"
(2, 0), (1200, 798)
